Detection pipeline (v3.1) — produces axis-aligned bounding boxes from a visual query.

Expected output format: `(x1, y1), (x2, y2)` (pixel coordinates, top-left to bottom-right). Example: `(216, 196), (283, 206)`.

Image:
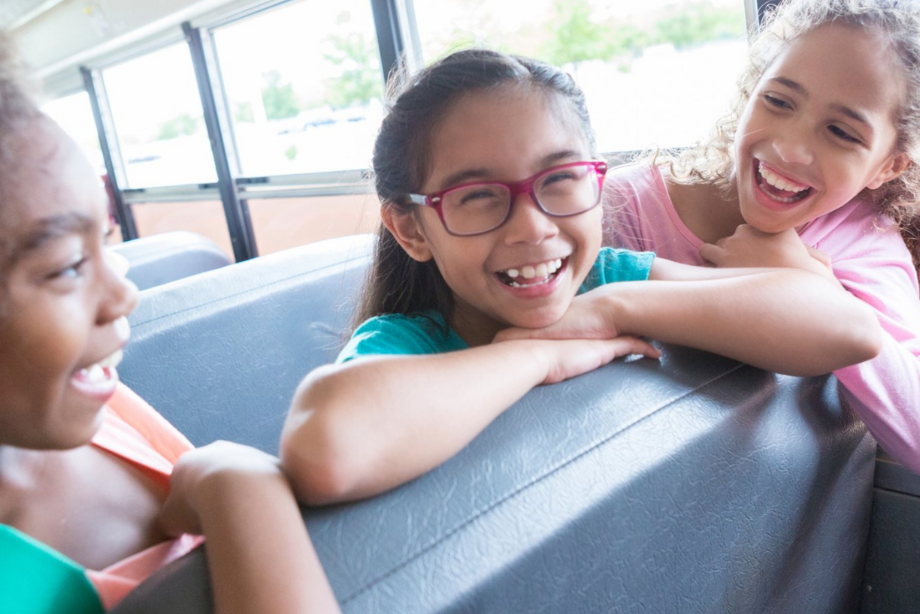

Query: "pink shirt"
(603, 163), (920, 473)
(86, 384), (203, 610)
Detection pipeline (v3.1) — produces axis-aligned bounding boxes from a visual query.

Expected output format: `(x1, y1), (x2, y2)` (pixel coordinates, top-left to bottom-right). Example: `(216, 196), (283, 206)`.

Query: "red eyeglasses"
(407, 160), (608, 236)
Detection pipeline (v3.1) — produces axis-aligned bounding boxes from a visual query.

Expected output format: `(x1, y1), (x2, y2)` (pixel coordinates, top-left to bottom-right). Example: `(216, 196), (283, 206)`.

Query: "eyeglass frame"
(406, 160), (608, 237)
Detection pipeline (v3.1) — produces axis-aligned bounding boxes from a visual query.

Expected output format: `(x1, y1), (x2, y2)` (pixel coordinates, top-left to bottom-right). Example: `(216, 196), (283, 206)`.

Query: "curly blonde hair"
(664, 0), (920, 267)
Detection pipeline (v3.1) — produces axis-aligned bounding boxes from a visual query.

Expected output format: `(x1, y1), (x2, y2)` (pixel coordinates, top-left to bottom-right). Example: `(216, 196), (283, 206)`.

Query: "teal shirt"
(337, 247), (655, 362)
(0, 524), (104, 614)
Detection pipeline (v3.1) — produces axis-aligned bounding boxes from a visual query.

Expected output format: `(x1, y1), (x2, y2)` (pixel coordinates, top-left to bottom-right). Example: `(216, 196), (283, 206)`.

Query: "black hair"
(355, 48), (595, 331)
(0, 30), (41, 311)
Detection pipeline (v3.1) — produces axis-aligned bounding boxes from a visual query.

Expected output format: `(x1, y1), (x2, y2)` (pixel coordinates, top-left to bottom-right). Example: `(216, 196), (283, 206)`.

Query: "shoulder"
(604, 163), (665, 203)
(803, 199), (920, 319)
(337, 312), (465, 362)
(580, 247), (655, 292)
(803, 198), (913, 264)
(101, 384), (193, 463)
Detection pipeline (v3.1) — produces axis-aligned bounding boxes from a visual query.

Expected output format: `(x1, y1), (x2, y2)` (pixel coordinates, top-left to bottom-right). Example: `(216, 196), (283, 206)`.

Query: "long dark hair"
(355, 49), (595, 331)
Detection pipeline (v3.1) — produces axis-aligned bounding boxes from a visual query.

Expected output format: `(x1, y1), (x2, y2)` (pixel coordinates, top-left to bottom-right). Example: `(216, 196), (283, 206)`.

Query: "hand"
(494, 291), (620, 344)
(537, 337), (661, 385)
(700, 225), (837, 283)
(159, 441), (286, 537)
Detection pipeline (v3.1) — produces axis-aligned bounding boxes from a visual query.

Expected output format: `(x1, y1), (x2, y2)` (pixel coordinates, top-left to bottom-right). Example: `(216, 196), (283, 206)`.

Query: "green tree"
(156, 113), (199, 141)
(235, 101), (254, 123)
(261, 71), (301, 120)
(323, 33), (382, 109)
(541, 0), (615, 67)
(654, 3), (746, 49)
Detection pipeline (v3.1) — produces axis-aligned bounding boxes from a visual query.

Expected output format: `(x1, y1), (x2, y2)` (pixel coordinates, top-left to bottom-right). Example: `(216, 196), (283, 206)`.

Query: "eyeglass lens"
(441, 164), (599, 235)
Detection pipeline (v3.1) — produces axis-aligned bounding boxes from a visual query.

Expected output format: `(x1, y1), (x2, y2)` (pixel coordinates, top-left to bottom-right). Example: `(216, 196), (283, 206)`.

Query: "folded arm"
(280, 336), (658, 506)
(498, 260), (882, 377)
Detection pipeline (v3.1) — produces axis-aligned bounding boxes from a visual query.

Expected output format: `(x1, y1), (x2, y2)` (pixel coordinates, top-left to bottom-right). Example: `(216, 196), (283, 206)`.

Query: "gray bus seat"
(112, 233), (876, 613)
(111, 231), (232, 291)
(860, 448), (920, 613)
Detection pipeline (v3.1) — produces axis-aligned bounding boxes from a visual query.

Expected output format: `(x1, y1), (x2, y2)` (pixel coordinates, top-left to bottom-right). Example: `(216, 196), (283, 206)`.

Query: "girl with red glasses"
(281, 49), (882, 505)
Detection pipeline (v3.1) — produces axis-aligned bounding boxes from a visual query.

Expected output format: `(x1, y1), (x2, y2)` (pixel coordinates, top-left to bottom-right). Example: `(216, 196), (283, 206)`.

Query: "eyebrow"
(438, 149), (585, 189)
(769, 77), (870, 126)
(16, 212), (96, 254)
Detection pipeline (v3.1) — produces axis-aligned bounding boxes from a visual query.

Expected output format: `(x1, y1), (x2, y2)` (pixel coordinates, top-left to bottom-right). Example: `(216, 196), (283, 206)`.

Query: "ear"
(381, 205), (433, 262)
(867, 152), (911, 190)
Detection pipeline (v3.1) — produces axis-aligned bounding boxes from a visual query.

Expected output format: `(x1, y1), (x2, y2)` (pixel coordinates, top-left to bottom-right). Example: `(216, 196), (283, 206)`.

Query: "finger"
(157, 492), (199, 537)
(607, 336), (661, 360)
(698, 242), (724, 265)
(804, 245), (832, 266)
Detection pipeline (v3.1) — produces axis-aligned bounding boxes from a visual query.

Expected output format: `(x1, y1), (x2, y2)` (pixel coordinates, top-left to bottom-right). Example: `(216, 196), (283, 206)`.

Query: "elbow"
(280, 423), (358, 507)
(279, 371), (369, 506)
(841, 306), (884, 367)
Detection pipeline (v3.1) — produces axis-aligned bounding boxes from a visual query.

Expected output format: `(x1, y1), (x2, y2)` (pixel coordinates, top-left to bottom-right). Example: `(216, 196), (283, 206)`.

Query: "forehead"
(0, 118), (104, 255)
(765, 23), (904, 121)
(427, 86), (590, 177)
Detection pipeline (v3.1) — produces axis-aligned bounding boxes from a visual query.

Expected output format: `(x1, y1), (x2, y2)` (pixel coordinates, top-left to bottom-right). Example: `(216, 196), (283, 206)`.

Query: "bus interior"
(4, 0), (919, 611)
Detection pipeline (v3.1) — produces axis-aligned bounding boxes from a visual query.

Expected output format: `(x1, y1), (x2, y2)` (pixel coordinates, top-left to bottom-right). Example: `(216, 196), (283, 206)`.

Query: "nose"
(97, 249), (139, 325)
(772, 133), (814, 166)
(502, 192), (559, 245)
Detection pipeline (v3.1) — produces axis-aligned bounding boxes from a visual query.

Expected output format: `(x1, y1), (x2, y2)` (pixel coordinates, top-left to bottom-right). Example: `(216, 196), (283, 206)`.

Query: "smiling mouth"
(496, 257), (566, 288)
(756, 161), (813, 204)
(71, 348), (124, 393)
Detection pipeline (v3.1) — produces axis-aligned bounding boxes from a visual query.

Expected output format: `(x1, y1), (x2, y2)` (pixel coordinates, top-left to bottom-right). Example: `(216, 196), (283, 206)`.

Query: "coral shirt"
(0, 384), (203, 612)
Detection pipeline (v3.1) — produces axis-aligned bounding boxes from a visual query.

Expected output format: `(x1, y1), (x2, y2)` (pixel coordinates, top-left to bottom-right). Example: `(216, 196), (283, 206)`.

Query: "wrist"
(601, 290), (628, 337)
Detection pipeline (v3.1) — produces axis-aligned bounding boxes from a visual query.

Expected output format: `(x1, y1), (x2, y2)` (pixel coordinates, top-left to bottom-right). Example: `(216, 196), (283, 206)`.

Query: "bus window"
(412, 0), (748, 152)
(211, 0), (384, 177)
(209, 0), (385, 254)
(42, 91), (105, 176)
(102, 43), (217, 188)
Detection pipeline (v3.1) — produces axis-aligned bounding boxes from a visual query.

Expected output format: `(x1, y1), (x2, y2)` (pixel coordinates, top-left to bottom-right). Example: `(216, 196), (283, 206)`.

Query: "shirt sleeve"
(580, 247), (655, 293)
(337, 314), (460, 363)
(828, 231), (920, 473)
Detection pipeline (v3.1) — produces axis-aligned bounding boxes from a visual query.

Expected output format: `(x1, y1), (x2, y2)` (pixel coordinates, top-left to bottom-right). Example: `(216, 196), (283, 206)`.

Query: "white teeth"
(98, 349), (123, 369)
(758, 162), (809, 193)
(499, 258), (565, 286)
(80, 363), (106, 383)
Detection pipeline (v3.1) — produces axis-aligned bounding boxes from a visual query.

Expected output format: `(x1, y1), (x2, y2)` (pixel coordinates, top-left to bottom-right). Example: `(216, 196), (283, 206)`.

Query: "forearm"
(610, 271), (882, 376)
(197, 471), (340, 614)
(281, 341), (550, 505)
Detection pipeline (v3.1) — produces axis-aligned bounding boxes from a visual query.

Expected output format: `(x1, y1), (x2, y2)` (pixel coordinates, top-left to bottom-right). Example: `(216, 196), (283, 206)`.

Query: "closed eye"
(828, 124), (861, 144)
(541, 171), (578, 186)
(457, 187), (503, 205)
(763, 94), (791, 110)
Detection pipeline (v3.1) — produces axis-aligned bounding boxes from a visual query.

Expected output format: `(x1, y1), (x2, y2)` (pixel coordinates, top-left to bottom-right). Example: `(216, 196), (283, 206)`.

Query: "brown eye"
(48, 257), (87, 280)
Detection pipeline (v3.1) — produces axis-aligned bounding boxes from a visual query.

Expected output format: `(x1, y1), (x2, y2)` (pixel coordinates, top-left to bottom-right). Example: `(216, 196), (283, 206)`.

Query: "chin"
(511, 308), (567, 330)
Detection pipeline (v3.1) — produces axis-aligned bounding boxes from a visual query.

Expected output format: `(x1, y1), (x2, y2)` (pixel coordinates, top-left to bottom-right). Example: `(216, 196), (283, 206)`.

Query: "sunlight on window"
(42, 92), (105, 175)
(102, 44), (217, 188)
(413, 0), (749, 152)
(212, 0), (385, 177)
